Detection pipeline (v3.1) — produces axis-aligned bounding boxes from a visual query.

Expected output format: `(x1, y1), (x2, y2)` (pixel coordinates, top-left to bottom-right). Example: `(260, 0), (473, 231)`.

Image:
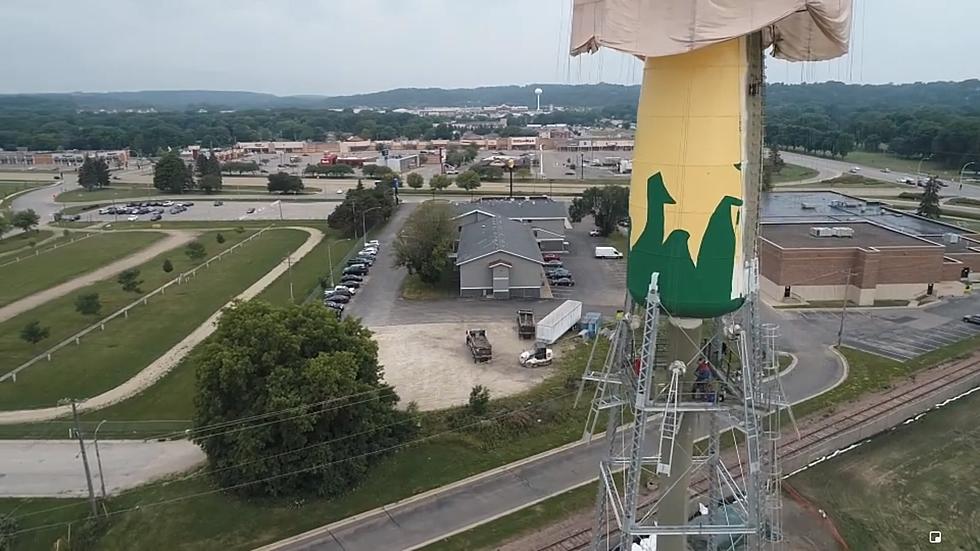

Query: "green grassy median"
(0, 229), (307, 410)
(0, 232), (164, 308)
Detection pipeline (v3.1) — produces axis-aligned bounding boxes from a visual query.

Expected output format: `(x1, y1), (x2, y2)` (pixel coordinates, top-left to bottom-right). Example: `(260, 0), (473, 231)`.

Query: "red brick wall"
(761, 243), (948, 287)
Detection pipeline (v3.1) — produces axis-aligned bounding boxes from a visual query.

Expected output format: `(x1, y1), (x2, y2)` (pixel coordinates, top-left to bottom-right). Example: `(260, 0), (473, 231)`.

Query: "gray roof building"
(455, 198), (569, 222)
(456, 216), (543, 266)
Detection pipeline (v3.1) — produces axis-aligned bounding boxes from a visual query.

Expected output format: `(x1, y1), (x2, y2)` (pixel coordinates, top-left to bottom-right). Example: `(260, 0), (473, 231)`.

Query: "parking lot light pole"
(960, 161), (976, 192)
(274, 200), (295, 302)
(327, 239), (351, 288)
(361, 206), (381, 247)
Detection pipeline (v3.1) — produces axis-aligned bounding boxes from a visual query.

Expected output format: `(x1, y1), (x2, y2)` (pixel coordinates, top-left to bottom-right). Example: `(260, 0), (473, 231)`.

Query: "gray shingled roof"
(456, 216), (544, 265)
(455, 198), (568, 221)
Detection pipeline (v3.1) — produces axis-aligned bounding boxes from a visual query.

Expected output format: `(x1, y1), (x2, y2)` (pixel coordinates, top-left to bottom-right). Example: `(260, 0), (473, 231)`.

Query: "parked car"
(343, 265), (368, 276)
(169, 207), (182, 214)
(323, 294), (350, 304)
(963, 314), (980, 325)
(162, 201), (174, 206)
(331, 285), (356, 296)
(542, 253), (561, 262)
(359, 248), (378, 257)
(246, 207), (256, 214)
(589, 229), (601, 237)
(182, 202), (194, 207)
(213, 200), (224, 206)
(127, 214), (139, 221)
(547, 269), (572, 280)
(354, 256), (375, 266)
(347, 258), (368, 266)
(324, 301), (345, 311)
(340, 274), (364, 283)
(543, 259), (563, 268)
(150, 213), (162, 221)
(553, 277), (575, 287)
(339, 280), (361, 289)
(366, 240), (380, 248)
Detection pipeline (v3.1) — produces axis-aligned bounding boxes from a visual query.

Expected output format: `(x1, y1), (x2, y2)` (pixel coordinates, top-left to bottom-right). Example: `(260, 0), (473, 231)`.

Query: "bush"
(216, 232), (226, 244)
(162, 258), (173, 273)
(235, 226), (245, 233)
(468, 385), (490, 415)
(185, 241), (207, 261)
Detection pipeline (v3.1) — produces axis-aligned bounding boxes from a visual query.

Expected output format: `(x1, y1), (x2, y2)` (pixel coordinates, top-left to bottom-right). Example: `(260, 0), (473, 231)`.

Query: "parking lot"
(547, 223), (628, 307)
(80, 198), (341, 223)
(789, 294), (980, 362)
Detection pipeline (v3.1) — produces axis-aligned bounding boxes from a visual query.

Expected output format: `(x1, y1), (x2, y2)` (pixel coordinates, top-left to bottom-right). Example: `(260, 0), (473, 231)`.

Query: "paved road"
(0, 230), (196, 323)
(0, 439), (204, 498)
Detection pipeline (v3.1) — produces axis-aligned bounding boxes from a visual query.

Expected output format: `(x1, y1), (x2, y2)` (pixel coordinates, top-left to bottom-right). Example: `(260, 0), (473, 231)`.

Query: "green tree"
(193, 301), (415, 497)
(429, 174), (451, 198)
(186, 241), (207, 261)
(327, 181), (394, 237)
(162, 258), (174, 273)
(569, 186), (629, 236)
(516, 168), (532, 180)
(216, 232), (226, 244)
(11, 209), (40, 233)
(406, 172), (424, 189)
(221, 160), (260, 175)
(917, 177), (942, 219)
(195, 153), (223, 192)
(362, 164), (394, 178)
(77, 156), (110, 191)
(468, 385), (490, 415)
(473, 165), (503, 180)
(455, 170), (481, 194)
(117, 268), (143, 293)
(20, 320), (50, 347)
(267, 172), (304, 194)
(74, 293), (102, 316)
(392, 201), (454, 284)
(153, 151), (194, 194)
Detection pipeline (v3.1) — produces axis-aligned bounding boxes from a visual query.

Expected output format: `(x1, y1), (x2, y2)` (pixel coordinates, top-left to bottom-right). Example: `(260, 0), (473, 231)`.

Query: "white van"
(594, 246), (623, 259)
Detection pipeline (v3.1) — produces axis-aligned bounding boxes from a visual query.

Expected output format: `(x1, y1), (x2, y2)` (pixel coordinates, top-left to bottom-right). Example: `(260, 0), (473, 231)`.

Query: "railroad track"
(535, 357), (980, 551)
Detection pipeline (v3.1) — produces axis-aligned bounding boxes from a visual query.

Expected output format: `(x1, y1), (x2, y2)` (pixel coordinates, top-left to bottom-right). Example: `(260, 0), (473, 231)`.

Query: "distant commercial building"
(760, 191), (980, 305)
(501, 136), (538, 150)
(235, 141), (305, 153)
(0, 149), (130, 167)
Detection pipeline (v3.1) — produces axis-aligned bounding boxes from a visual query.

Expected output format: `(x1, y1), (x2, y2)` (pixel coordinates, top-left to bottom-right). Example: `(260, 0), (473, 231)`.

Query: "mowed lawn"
(0, 180), (43, 201)
(0, 230), (55, 256)
(0, 231), (164, 307)
(792, 391), (980, 550)
(0, 229), (307, 410)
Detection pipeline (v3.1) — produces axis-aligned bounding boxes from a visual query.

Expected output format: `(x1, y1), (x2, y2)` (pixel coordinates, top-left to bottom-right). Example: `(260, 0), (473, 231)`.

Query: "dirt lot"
(373, 321), (553, 410)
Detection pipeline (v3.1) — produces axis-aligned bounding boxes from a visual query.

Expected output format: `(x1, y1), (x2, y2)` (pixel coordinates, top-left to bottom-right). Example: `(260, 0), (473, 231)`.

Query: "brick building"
(760, 191), (980, 305)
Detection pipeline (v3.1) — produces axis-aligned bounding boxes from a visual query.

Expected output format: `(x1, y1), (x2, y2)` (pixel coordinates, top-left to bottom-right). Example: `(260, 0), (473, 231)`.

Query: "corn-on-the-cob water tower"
(570, 2), (852, 550)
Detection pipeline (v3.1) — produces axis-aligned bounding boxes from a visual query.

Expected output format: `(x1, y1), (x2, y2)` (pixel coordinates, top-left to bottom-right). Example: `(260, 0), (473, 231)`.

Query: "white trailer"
(594, 246), (624, 259)
(536, 300), (583, 345)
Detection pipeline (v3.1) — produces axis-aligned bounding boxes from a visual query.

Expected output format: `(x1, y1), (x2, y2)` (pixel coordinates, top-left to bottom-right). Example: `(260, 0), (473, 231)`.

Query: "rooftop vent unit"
(801, 202), (817, 210)
(845, 201), (862, 208)
(943, 233), (962, 244)
(810, 227), (835, 238)
(832, 226), (855, 238)
(829, 200), (846, 208)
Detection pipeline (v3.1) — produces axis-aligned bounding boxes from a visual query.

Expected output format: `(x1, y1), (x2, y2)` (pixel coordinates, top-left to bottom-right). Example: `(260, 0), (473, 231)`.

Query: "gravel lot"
(373, 321), (552, 410)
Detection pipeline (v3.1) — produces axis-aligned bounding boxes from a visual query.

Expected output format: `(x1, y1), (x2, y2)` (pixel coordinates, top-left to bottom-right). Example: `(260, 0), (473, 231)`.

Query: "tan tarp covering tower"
(570, 0), (852, 61)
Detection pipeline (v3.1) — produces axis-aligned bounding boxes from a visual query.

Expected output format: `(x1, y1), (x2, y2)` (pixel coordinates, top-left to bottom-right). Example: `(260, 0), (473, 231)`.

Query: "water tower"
(534, 87), (543, 112)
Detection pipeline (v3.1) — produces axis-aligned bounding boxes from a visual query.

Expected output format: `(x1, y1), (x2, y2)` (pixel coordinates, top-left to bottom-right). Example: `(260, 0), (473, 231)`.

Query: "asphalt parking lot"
(787, 293), (980, 362)
(550, 223), (627, 308)
(84, 199), (341, 223)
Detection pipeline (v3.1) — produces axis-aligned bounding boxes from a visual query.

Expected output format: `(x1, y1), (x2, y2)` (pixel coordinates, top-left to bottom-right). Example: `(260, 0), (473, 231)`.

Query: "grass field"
(0, 181), (44, 203)
(792, 391), (980, 550)
(800, 174), (899, 189)
(401, 272), (458, 300)
(0, 230), (55, 256)
(771, 163), (819, 183)
(0, 232), (164, 308)
(254, 227), (360, 306)
(0, 337), (602, 550)
(0, 229), (307, 410)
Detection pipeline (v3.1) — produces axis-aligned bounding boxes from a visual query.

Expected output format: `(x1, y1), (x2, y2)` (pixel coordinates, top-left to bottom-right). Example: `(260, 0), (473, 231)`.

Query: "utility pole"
(64, 399), (98, 517)
(93, 420), (108, 499)
(276, 201), (294, 302)
(837, 270), (853, 347)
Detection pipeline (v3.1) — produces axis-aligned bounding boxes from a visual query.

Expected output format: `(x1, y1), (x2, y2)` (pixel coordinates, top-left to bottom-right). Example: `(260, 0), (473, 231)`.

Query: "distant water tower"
(534, 87), (543, 111)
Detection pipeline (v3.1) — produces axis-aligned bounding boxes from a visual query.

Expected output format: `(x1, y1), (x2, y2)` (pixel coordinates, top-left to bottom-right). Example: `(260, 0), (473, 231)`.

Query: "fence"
(0, 226), (272, 384)
(0, 232), (95, 268)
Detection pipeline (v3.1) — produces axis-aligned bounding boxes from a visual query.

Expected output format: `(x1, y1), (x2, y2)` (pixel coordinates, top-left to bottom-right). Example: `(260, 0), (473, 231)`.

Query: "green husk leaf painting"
(628, 172), (744, 317)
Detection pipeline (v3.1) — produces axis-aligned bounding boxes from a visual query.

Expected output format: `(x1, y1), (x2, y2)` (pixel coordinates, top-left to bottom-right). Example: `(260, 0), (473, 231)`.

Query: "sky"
(1, 0), (976, 96)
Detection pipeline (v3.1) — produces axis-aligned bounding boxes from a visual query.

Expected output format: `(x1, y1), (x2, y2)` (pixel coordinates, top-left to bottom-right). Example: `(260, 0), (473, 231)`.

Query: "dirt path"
(0, 230), (197, 323)
(0, 226), (324, 424)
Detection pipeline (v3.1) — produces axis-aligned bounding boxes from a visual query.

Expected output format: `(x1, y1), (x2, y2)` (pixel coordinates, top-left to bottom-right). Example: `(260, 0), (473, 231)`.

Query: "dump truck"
(465, 329), (492, 363)
(516, 309), (535, 339)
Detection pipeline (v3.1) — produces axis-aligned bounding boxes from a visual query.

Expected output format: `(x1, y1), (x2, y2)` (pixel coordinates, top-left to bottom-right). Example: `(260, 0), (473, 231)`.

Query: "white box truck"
(594, 246), (623, 259)
(536, 300), (583, 345)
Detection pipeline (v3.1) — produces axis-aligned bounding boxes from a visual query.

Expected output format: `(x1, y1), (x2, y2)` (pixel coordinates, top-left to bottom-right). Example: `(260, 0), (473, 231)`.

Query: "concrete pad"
(373, 321), (552, 410)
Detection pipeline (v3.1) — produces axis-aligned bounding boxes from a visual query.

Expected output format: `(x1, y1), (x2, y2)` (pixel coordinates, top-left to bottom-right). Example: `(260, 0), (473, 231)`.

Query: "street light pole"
(837, 270), (853, 347)
(326, 239), (350, 288)
(275, 201), (294, 302)
(93, 420), (108, 499)
(361, 206), (381, 247)
(960, 161), (976, 192)
(916, 154), (933, 181)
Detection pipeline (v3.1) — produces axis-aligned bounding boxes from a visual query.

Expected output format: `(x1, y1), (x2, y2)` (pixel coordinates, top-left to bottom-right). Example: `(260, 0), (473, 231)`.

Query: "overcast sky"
(1, 0), (976, 96)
